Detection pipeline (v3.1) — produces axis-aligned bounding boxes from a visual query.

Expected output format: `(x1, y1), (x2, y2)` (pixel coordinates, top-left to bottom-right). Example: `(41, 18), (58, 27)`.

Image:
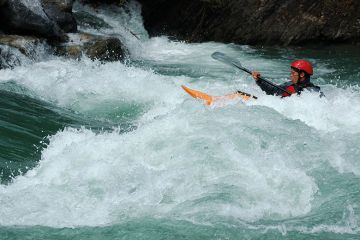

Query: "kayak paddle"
(211, 51), (292, 95)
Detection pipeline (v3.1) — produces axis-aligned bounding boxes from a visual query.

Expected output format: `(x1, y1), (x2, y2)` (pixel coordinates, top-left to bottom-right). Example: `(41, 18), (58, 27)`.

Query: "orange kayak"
(181, 85), (257, 106)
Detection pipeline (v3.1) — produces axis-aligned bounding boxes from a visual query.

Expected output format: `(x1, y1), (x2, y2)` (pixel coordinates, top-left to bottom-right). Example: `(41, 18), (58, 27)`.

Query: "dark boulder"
(79, 0), (127, 6)
(55, 33), (127, 62)
(0, 0), (7, 7)
(0, 0), (64, 38)
(85, 37), (126, 61)
(41, 0), (77, 33)
(73, 10), (112, 30)
(138, 0), (360, 45)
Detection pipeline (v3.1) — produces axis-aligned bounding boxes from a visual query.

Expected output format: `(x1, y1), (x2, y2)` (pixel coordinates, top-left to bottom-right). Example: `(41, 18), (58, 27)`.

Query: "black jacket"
(256, 78), (323, 97)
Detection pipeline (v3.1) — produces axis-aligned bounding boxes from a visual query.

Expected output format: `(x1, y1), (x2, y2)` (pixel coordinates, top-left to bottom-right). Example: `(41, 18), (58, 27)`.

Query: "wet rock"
(0, 0), (7, 7)
(85, 37), (125, 61)
(0, 35), (44, 57)
(0, 0), (64, 38)
(74, 11), (112, 30)
(55, 33), (94, 59)
(57, 45), (82, 59)
(79, 0), (127, 7)
(41, 0), (77, 33)
(138, 0), (360, 45)
(56, 33), (127, 62)
(0, 45), (21, 69)
(0, 35), (44, 69)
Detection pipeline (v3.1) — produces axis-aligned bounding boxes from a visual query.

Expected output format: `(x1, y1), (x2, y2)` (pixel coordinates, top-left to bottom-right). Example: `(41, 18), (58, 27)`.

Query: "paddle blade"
(211, 52), (243, 68)
(212, 51), (253, 75)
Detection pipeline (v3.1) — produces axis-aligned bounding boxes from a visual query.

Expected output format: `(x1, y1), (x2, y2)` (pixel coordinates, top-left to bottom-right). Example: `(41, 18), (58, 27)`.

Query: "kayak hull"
(181, 85), (256, 106)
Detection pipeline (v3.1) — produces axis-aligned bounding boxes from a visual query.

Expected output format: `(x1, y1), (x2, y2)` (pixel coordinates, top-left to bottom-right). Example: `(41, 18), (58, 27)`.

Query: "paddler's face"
(290, 69), (300, 84)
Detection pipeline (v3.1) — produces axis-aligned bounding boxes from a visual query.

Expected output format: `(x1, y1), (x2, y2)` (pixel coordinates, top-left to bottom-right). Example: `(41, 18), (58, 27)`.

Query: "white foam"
(0, 58), (183, 115)
(0, 106), (319, 227)
(250, 87), (360, 133)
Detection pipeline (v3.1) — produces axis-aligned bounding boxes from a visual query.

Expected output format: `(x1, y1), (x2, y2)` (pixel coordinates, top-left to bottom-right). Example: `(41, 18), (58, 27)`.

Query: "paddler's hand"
(252, 71), (261, 81)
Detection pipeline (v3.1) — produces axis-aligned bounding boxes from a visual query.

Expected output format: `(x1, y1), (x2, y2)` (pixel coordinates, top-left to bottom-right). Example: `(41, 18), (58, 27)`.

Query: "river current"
(0, 1), (359, 239)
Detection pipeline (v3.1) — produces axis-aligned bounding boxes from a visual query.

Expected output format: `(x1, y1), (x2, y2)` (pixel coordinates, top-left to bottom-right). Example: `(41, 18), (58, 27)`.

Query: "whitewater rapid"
(0, 0), (359, 236)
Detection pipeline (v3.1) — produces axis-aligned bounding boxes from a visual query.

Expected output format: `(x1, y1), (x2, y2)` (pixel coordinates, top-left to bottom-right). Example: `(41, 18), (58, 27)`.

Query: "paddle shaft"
(212, 52), (292, 95)
(229, 61), (292, 96)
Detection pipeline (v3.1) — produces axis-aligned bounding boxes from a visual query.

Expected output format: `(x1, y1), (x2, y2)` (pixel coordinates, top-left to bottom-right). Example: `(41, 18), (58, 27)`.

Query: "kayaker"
(251, 60), (323, 97)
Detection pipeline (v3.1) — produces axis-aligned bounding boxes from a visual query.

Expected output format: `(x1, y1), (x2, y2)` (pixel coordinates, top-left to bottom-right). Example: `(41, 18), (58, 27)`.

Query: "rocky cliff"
(0, 0), (128, 69)
(138, 0), (360, 45)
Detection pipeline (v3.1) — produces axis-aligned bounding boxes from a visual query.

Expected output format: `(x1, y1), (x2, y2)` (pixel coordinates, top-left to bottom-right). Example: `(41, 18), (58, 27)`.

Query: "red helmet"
(291, 60), (313, 75)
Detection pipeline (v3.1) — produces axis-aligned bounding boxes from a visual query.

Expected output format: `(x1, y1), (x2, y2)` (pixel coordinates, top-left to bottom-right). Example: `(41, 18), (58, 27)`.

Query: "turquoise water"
(0, 1), (359, 239)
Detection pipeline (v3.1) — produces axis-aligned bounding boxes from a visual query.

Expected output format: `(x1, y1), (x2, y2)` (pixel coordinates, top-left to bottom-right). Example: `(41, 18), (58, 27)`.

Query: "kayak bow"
(181, 85), (257, 106)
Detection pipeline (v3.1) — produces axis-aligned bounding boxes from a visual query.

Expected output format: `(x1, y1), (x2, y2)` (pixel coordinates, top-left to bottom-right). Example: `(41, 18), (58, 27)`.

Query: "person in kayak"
(251, 60), (323, 97)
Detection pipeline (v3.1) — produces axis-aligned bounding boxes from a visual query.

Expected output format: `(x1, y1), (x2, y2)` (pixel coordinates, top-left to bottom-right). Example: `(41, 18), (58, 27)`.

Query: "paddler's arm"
(252, 71), (283, 96)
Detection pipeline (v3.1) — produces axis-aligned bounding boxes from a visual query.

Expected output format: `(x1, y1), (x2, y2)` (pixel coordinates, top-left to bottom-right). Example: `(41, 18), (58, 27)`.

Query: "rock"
(0, 0), (64, 38)
(0, 35), (44, 69)
(57, 45), (82, 59)
(85, 37), (125, 61)
(73, 11), (112, 30)
(0, 34), (43, 57)
(0, 0), (7, 7)
(137, 0), (360, 45)
(0, 45), (22, 69)
(55, 33), (127, 62)
(79, 0), (127, 7)
(55, 33), (94, 59)
(41, 0), (77, 33)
